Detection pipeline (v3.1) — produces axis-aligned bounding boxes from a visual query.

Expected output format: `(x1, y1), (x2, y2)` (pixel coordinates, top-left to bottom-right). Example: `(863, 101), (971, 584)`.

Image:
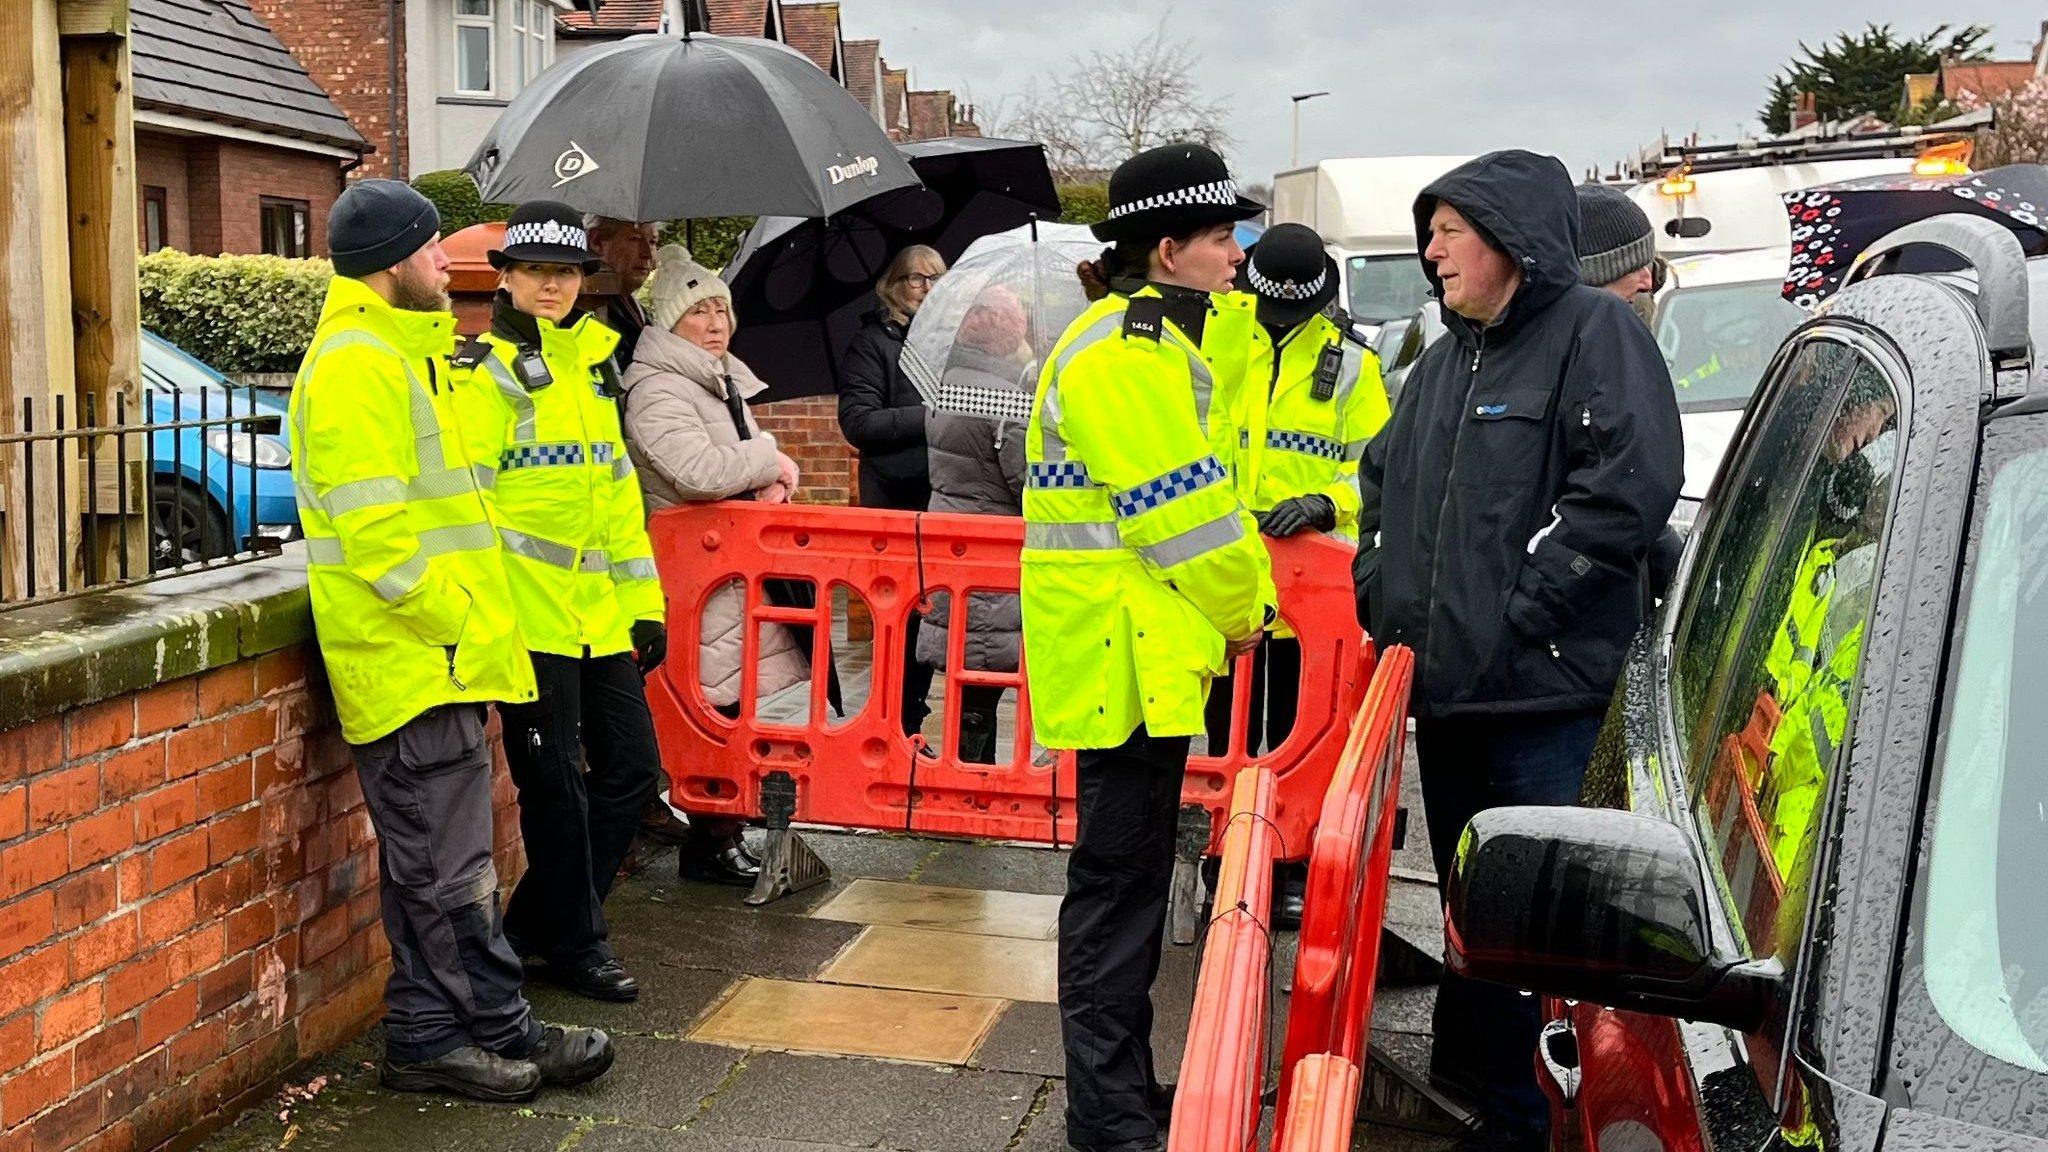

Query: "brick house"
(251, 0), (582, 179)
(843, 38), (883, 127)
(778, 2), (842, 80)
(906, 88), (981, 142)
(130, 0), (366, 257)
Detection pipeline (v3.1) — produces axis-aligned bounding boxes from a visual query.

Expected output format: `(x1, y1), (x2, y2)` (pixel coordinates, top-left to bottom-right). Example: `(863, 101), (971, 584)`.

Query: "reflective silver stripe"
(1332, 345), (1364, 409)
(293, 328), (454, 474)
(482, 355), (538, 442)
(318, 475), (406, 517)
(306, 537), (344, 564)
(612, 557), (659, 582)
(579, 549), (610, 574)
(417, 522), (498, 556)
(409, 466), (491, 500)
(1040, 313), (1122, 464)
(500, 527), (579, 569)
(1025, 520), (1122, 551)
(1138, 510), (1247, 569)
(613, 455), (635, 482)
(1343, 439), (1371, 462)
(1181, 341), (1215, 432)
(473, 463), (497, 490)
(1054, 314), (1123, 375)
(373, 555), (428, 601)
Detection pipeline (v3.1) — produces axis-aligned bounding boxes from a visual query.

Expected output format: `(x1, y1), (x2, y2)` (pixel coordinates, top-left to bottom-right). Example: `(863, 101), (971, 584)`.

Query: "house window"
(455, 0), (494, 95)
(141, 185), (168, 253)
(260, 197), (311, 258)
(512, 0), (549, 85)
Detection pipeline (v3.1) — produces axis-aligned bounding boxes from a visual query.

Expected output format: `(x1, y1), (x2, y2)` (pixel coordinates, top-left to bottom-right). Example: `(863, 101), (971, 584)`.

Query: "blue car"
(142, 330), (299, 568)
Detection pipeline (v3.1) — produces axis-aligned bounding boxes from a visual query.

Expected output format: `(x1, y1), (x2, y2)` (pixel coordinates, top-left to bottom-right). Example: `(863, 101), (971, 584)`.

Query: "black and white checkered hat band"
(504, 220), (589, 251)
(1247, 264), (1327, 301)
(1105, 179), (1241, 221)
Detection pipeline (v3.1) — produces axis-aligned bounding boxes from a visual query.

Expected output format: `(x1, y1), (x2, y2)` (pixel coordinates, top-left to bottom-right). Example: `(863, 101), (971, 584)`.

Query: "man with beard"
(289, 179), (614, 1102)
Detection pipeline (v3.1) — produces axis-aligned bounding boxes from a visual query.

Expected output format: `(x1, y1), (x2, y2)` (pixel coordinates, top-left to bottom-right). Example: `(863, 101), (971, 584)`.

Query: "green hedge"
(411, 169), (514, 235)
(657, 217), (755, 272)
(139, 251), (332, 374)
(1058, 184), (1109, 226)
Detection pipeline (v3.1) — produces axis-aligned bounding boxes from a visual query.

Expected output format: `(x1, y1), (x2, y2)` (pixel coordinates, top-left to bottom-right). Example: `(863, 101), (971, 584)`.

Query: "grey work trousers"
(351, 704), (539, 1063)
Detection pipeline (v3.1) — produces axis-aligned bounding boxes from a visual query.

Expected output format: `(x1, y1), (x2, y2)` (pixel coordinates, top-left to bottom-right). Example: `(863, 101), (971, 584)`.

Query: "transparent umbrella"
(900, 221), (1104, 422)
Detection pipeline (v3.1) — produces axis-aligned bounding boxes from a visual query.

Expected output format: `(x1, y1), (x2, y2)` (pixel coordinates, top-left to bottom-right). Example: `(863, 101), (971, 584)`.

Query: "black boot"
(382, 1045), (540, 1102)
(679, 829), (760, 887)
(528, 1022), (616, 1086)
(537, 957), (640, 1003)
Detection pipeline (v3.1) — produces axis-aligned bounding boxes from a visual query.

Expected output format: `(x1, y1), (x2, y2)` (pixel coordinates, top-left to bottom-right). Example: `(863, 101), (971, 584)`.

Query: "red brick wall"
(247, 0), (404, 180)
(754, 397), (857, 507)
(155, 136), (344, 258)
(0, 647), (525, 1152)
(134, 133), (191, 254)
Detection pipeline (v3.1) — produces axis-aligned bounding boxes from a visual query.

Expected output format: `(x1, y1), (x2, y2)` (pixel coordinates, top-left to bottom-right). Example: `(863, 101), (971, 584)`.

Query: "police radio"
(591, 356), (624, 399)
(1312, 342), (1343, 402)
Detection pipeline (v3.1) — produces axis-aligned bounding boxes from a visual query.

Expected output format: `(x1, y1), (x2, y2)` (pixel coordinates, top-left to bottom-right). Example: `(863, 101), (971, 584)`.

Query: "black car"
(1444, 213), (2048, 1151)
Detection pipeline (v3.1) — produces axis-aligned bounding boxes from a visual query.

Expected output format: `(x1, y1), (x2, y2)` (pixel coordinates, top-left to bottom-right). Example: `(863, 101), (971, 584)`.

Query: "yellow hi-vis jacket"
(1761, 535), (1867, 880)
(454, 306), (664, 659)
(1022, 287), (1275, 749)
(289, 276), (537, 744)
(1235, 311), (1390, 543)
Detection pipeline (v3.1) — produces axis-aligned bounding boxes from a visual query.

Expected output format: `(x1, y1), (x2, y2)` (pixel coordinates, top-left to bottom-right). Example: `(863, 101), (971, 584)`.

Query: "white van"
(1269, 156), (1474, 337)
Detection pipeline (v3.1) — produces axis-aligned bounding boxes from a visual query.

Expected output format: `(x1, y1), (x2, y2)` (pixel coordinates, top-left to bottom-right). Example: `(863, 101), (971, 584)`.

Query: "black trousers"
(902, 614), (936, 738)
(1415, 707), (1604, 1139)
(351, 704), (537, 1063)
(956, 684), (1006, 764)
(1202, 634), (1302, 757)
(499, 651), (664, 969)
(1060, 725), (1190, 1148)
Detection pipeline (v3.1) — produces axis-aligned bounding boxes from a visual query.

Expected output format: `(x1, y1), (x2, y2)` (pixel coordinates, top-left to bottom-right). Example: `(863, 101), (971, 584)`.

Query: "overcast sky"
(844, 2), (2043, 184)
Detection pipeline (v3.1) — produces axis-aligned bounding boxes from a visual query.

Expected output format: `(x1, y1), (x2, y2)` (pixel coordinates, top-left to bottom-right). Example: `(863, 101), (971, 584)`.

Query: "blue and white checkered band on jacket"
(1110, 456), (1227, 519)
(501, 442), (585, 470)
(1267, 430), (1344, 460)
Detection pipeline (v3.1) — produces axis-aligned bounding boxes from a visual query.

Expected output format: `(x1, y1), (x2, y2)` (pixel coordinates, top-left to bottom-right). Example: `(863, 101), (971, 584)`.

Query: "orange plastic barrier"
(1273, 1055), (1363, 1152)
(641, 501), (1372, 851)
(1167, 764), (1280, 1152)
(1273, 645), (1416, 1144)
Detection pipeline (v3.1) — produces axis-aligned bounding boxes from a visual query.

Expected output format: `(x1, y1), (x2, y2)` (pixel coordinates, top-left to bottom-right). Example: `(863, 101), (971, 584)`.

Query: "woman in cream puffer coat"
(620, 245), (808, 712)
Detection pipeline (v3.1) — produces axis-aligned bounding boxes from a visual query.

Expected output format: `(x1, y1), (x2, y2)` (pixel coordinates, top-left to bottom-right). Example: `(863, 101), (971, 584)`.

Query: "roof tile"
(779, 2), (839, 75)
(131, 0), (363, 152)
(558, 0), (666, 34)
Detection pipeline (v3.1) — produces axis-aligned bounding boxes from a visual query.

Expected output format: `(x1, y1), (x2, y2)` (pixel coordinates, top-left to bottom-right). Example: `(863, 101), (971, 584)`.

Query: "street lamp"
(1291, 91), (1330, 168)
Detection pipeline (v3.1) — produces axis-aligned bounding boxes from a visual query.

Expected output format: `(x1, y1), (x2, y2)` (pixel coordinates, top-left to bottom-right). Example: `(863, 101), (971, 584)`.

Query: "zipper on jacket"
(1420, 328), (1487, 685)
(446, 646), (468, 690)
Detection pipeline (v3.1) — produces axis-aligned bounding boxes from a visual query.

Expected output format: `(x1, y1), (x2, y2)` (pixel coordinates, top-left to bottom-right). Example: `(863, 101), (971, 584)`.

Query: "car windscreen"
(1916, 415), (2048, 1079)
(1656, 281), (1807, 412)
(1345, 254), (1434, 325)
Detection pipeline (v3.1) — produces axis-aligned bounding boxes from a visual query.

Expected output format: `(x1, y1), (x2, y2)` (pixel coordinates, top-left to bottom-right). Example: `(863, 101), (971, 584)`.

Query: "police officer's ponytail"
(1077, 236), (1200, 301)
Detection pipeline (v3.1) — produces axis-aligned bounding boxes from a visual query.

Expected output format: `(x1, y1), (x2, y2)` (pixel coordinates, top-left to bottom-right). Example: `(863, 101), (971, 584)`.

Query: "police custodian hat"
(1239, 222), (1341, 328)
(1092, 143), (1265, 244)
(488, 200), (605, 274)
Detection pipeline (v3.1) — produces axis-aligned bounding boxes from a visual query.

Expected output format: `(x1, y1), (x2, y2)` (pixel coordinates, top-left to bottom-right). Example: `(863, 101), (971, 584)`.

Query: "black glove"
(1258, 494), (1337, 538)
(630, 620), (668, 675)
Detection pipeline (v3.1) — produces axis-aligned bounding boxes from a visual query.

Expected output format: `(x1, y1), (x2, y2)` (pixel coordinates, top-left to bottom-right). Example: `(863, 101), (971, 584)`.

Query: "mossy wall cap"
(1092, 143), (1265, 243)
(489, 200), (604, 273)
(1241, 222), (1340, 327)
(329, 179), (441, 278)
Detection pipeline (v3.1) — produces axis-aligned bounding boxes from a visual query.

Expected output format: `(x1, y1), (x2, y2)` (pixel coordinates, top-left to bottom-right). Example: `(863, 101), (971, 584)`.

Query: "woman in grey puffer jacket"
(916, 288), (1030, 763)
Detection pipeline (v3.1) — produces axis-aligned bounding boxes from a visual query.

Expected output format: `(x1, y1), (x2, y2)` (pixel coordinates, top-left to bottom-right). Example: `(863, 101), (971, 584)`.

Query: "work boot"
(381, 1045), (540, 1103)
(639, 798), (694, 846)
(538, 957), (640, 1003)
(528, 1023), (616, 1087)
(1149, 1082), (1175, 1128)
(679, 835), (760, 887)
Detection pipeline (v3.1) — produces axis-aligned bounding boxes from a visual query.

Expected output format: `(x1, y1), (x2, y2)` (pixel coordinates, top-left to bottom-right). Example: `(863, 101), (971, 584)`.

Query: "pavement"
(190, 818), (1457, 1152)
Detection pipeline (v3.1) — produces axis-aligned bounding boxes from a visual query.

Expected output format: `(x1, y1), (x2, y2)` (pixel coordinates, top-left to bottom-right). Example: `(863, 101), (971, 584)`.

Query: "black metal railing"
(0, 386), (293, 609)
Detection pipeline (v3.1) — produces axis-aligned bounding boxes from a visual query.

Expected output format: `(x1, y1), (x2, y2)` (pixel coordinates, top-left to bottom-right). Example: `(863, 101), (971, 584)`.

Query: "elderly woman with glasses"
(836, 243), (948, 741)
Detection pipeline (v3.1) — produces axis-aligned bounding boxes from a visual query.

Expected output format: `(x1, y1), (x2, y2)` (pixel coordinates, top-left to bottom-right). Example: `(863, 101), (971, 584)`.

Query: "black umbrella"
(723, 137), (1062, 401)
(1782, 163), (2048, 306)
(464, 34), (920, 220)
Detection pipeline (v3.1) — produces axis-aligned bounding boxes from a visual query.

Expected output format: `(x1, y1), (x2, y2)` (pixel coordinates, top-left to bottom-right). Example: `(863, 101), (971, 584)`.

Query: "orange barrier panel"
(1168, 765), (1279, 1152)
(1273, 645), (1416, 1143)
(1274, 1054), (1363, 1152)
(642, 501), (1371, 852)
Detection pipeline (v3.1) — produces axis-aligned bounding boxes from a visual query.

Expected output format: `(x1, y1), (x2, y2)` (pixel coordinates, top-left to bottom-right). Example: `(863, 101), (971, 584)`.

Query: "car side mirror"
(1667, 217), (1713, 240)
(1446, 806), (1781, 1033)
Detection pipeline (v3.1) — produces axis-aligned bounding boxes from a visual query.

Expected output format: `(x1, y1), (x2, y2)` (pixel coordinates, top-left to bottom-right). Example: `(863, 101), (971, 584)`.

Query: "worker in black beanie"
(1575, 183), (1663, 313)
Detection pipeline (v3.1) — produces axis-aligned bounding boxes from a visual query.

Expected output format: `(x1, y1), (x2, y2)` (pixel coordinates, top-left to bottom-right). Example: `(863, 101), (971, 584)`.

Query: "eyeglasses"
(905, 272), (944, 288)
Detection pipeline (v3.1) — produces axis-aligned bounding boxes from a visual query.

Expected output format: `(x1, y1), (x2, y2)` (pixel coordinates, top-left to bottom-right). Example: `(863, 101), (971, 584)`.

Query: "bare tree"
(991, 18), (1233, 184)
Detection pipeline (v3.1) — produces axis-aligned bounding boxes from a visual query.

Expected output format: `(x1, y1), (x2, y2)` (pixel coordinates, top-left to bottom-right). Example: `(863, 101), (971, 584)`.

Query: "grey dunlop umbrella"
(465, 33), (920, 220)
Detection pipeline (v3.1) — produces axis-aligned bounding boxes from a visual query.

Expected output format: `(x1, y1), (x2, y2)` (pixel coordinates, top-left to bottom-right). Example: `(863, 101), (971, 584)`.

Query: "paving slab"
(531, 1034), (742, 1128)
(601, 889), (864, 981)
(970, 1000), (1065, 1078)
(524, 964), (737, 1038)
(912, 840), (1070, 896)
(821, 924), (1059, 1003)
(577, 1129), (892, 1152)
(691, 1050), (1043, 1151)
(203, 1086), (581, 1152)
(1370, 983), (1436, 1038)
(813, 878), (1060, 939)
(691, 977), (1005, 1064)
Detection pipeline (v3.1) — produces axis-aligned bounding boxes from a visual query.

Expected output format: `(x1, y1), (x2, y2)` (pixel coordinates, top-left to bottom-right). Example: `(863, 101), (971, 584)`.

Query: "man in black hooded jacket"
(1355, 151), (1682, 1149)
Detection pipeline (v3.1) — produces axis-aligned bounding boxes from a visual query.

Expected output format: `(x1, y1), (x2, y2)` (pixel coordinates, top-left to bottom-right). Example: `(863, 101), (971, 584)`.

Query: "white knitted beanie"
(648, 244), (735, 334)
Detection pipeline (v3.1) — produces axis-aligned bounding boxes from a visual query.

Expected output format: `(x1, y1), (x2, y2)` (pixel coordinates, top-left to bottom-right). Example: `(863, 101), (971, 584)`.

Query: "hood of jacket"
(1412, 150), (1582, 347)
(622, 324), (767, 402)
